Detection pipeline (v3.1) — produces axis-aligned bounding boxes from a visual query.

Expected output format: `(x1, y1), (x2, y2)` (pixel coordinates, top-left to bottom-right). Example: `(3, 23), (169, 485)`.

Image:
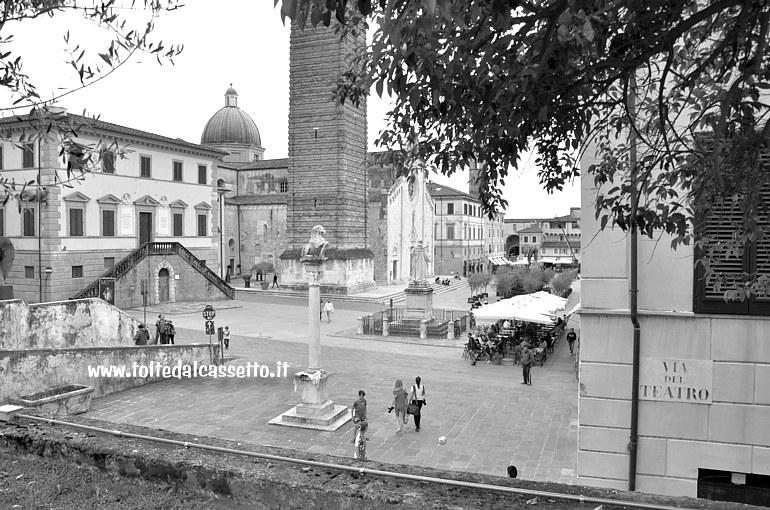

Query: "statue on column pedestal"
(409, 241), (431, 285)
(300, 225), (329, 261)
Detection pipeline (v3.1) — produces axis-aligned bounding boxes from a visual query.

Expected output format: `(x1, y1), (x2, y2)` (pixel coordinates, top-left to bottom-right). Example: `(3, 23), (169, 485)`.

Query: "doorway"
(158, 268), (169, 302)
(392, 260), (398, 281)
(139, 212), (153, 246)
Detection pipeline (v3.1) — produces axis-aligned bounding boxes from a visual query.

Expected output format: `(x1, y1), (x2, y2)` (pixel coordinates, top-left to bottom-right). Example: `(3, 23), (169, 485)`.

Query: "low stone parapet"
(0, 344), (216, 404)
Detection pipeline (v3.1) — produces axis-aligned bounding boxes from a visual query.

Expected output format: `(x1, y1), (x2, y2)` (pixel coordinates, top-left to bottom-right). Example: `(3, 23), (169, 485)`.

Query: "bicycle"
(353, 418), (368, 460)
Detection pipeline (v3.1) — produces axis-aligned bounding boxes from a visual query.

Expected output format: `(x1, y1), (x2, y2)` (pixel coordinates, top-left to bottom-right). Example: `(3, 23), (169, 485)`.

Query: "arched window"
(263, 224), (268, 238)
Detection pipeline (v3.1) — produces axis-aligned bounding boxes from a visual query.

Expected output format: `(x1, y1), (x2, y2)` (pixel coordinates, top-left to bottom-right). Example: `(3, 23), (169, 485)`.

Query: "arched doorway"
(158, 268), (170, 302)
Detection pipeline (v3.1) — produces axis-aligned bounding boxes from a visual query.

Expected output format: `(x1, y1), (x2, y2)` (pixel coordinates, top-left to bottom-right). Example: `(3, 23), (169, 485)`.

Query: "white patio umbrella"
(472, 299), (556, 325)
(509, 291), (568, 315)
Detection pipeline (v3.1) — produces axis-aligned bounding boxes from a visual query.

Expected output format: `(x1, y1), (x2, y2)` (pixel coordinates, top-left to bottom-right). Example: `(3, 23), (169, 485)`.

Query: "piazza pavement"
(86, 279), (581, 485)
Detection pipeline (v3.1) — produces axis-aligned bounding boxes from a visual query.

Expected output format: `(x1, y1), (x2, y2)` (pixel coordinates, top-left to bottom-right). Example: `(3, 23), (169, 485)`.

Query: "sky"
(2, 0), (580, 219)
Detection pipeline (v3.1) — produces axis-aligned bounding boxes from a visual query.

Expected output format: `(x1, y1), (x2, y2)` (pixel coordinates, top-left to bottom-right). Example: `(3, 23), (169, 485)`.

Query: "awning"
(565, 302), (581, 317)
(488, 256), (513, 266)
(473, 300), (555, 325)
(472, 291), (568, 325)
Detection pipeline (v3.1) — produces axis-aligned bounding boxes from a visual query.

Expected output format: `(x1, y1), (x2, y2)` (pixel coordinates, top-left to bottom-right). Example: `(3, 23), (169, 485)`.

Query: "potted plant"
(468, 273), (488, 302)
(253, 261), (275, 289)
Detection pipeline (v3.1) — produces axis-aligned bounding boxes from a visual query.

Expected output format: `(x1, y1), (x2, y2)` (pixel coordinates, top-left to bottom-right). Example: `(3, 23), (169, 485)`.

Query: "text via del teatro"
(640, 385), (710, 402)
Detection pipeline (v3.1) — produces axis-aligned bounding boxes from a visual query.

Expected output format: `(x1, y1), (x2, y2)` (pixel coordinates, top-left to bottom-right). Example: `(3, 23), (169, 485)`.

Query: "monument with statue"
(269, 226), (350, 430)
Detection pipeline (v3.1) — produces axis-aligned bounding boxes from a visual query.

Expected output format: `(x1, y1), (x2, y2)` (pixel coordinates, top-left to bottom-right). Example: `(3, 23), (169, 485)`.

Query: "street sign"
(205, 320), (215, 335)
(202, 305), (216, 320)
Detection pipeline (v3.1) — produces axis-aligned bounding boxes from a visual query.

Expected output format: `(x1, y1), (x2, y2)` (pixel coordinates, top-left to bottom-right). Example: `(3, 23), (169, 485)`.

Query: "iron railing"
(71, 242), (234, 300)
(361, 307), (469, 338)
(361, 311), (386, 335)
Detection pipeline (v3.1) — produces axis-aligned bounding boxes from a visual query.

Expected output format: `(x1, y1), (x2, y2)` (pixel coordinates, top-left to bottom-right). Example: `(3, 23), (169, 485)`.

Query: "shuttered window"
(22, 207), (35, 236)
(197, 213), (207, 236)
(694, 187), (770, 315)
(69, 208), (84, 236)
(102, 209), (115, 237)
(22, 143), (34, 168)
(173, 212), (183, 236)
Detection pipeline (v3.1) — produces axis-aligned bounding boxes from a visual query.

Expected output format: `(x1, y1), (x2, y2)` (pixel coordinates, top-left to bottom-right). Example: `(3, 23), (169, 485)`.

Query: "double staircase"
(71, 242), (234, 300)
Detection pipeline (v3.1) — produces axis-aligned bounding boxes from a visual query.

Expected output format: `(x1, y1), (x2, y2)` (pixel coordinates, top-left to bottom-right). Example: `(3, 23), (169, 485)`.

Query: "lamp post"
(216, 184), (228, 279)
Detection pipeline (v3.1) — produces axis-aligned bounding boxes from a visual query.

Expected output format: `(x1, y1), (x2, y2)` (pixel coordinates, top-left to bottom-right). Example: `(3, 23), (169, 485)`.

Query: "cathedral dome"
(201, 86), (261, 146)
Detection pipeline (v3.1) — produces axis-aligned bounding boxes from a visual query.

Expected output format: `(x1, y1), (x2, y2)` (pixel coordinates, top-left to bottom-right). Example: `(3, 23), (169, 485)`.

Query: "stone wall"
(224, 203), (288, 276)
(0, 298), (138, 350)
(367, 199), (389, 283)
(113, 251), (226, 309)
(286, 21), (368, 250)
(279, 252), (375, 294)
(0, 343), (216, 403)
(577, 311), (770, 497)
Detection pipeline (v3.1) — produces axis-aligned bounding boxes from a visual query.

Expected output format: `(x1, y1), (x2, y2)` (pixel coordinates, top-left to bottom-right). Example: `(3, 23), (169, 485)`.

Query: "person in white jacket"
(323, 300), (335, 323)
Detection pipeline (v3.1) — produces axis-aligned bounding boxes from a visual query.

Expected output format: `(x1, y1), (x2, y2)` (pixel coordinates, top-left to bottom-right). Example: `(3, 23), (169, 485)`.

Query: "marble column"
(306, 261), (322, 371)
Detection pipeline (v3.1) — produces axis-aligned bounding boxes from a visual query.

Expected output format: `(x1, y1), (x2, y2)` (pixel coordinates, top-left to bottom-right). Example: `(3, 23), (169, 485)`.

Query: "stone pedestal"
(404, 282), (434, 319)
(269, 255), (349, 431)
(0, 286), (13, 300)
(278, 249), (375, 294)
(269, 371), (350, 431)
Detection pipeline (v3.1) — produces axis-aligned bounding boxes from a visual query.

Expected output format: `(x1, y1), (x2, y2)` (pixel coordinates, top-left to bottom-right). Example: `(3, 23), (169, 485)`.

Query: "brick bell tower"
(279, 20), (375, 293)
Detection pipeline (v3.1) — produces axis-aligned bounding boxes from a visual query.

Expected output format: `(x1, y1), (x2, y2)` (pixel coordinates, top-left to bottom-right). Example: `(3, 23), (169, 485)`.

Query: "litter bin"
(244, 275), (251, 288)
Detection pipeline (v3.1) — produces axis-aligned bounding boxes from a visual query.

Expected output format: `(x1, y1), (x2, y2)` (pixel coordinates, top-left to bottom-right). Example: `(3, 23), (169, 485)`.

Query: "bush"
(468, 272), (491, 296)
(550, 269), (578, 297)
(495, 271), (517, 297)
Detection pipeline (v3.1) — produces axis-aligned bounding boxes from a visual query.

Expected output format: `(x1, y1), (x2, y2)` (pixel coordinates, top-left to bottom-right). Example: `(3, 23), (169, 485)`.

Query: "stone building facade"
(503, 207), (581, 266)
(428, 182), (487, 276)
(284, 23), (368, 251)
(578, 138), (769, 499)
(385, 167), (435, 284)
(0, 109), (226, 305)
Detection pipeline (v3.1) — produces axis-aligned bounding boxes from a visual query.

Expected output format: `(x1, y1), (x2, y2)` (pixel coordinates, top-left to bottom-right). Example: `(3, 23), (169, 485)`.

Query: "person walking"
(566, 328), (578, 355)
(521, 346), (534, 386)
(408, 377), (426, 431)
(351, 389), (368, 443)
(390, 379), (409, 434)
(223, 326), (231, 350)
(324, 300), (335, 323)
(166, 321), (176, 345)
(272, 274), (279, 288)
(154, 314), (167, 345)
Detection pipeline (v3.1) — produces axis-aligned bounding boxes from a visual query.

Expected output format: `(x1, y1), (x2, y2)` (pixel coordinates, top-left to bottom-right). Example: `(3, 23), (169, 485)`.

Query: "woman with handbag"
(408, 376), (427, 432)
(391, 379), (409, 434)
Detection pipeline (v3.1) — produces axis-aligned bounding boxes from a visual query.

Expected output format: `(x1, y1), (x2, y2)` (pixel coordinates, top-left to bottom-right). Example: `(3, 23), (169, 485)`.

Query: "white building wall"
(49, 132), (217, 251)
(578, 140), (770, 498)
(386, 172), (435, 284)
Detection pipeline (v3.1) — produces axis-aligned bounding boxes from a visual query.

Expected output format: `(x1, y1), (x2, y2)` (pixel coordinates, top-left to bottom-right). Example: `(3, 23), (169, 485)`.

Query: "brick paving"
(87, 284), (580, 484)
